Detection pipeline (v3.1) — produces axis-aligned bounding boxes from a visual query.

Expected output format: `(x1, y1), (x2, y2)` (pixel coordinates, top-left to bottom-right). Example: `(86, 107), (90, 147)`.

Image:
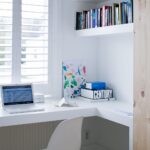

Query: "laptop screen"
(2, 85), (33, 105)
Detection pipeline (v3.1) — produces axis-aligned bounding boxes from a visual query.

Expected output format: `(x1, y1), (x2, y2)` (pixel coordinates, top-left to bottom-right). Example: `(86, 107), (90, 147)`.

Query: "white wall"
(95, 117), (129, 150)
(97, 34), (133, 104)
(62, 0), (99, 82)
(50, 0), (133, 105)
(50, 0), (99, 98)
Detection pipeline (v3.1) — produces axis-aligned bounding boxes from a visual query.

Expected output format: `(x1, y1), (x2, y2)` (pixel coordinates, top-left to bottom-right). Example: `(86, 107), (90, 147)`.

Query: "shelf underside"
(76, 23), (133, 37)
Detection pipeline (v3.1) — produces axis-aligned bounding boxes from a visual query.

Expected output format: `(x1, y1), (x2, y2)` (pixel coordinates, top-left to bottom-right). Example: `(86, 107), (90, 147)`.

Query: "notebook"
(1, 84), (44, 114)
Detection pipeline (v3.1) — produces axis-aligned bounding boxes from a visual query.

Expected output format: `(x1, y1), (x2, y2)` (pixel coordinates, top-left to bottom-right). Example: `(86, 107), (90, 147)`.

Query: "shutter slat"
(0, 0), (12, 84)
(21, 0), (48, 84)
(21, 52), (48, 55)
(0, 59), (11, 62)
(22, 31), (48, 34)
(21, 59), (47, 62)
(22, 24), (48, 27)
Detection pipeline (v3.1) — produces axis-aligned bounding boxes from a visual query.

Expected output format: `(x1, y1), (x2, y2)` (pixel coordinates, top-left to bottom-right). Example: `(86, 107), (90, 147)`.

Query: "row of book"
(76, 0), (133, 30)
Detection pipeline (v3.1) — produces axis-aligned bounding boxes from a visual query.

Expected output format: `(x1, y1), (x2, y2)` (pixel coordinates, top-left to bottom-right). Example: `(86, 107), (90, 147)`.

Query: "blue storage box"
(85, 82), (106, 90)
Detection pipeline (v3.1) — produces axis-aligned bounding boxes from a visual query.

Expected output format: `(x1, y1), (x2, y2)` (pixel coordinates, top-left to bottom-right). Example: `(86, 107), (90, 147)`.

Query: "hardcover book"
(81, 88), (113, 100)
(76, 12), (82, 30)
(97, 8), (101, 27)
(86, 82), (106, 90)
(114, 3), (119, 25)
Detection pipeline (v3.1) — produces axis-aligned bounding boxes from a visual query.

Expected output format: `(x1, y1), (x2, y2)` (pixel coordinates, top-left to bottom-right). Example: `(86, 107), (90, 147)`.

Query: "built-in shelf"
(76, 23), (133, 37)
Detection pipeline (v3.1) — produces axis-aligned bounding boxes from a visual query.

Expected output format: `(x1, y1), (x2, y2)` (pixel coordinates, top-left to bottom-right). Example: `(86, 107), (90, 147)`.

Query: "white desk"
(0, 97), (133, 150)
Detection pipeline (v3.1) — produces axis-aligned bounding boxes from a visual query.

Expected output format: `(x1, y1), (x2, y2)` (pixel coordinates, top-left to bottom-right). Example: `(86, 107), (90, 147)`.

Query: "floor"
(81, 144), (108, 150)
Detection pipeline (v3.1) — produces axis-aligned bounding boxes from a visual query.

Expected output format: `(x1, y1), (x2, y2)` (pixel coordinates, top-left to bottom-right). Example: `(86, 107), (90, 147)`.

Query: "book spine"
(87, 11), (90, 28)
(76, 12), (79, 30)
(102, 6), (105, 27)
(124, 3), (128, 23)
(90, 9), (93, 28)
(127, 2), (132, 23)
(92, 9), (97, 28)
(82, 11), (86, 29)
(131, 0), (133, 22)
(97, 8), (100, 27)
(113, 4), (115, 25)
(121, 3), (123, 24)
(121, 2), (126, 24)
(114, 3), (120, 25)
(81, 89), (112, 99)
(95, 9), (98, 28)
(105, 7), (108, 26)
(107, 7), (109, 26)
(100, 8), (103, 27)
(116, 6), (119, 25)
(85, 11), (88, 29)
(112, 5), (114, 25)
(110, 6), (112, 25)
(79, 12), (83, 29)
(76, 12), (81, 30)
(119, 3), (122, 24)
(108, 7), (110, 26)
(86, 82), (106, 90)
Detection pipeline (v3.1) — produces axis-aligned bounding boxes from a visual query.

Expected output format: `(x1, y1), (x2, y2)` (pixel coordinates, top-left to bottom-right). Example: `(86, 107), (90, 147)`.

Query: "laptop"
(1, 84), (45, 114)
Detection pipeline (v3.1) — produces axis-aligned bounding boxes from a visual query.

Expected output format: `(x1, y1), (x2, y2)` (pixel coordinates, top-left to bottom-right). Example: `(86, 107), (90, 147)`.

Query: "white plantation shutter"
(21, 0), (48, 83)
(0, 0), (12, 84)
(0, 0), (50, 91)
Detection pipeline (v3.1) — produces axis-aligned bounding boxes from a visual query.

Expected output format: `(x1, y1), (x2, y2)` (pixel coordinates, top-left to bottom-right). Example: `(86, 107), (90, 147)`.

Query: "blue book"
(121, 2), (127, 24)
(92, 9), (97, 28)
(95, 9), (98, 28)
(86, 82), (106, 90)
